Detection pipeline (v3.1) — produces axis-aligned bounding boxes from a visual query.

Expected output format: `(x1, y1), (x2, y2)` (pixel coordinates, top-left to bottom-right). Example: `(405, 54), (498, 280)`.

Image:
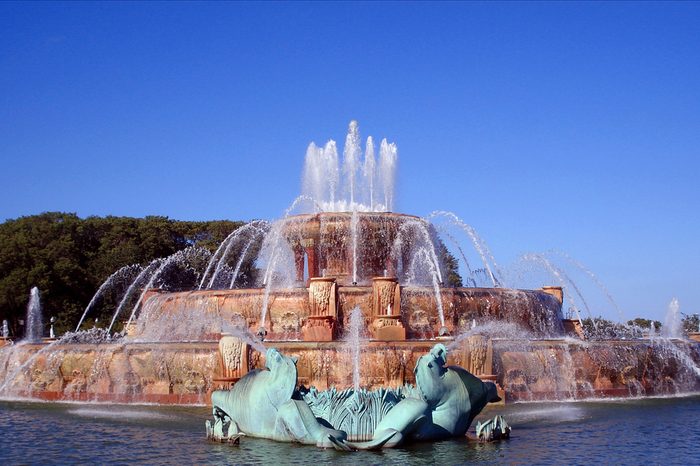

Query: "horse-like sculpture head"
(414, 343), (450, 407)
(264, 348), (298, 408)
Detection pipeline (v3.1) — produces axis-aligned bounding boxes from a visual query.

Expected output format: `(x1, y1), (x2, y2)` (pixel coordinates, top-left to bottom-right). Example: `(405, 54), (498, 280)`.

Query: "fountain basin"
(2, 336), (697, 405)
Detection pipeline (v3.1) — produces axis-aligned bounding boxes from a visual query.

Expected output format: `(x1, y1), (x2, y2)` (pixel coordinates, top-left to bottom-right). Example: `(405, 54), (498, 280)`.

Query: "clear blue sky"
(1, 2), (698, 322)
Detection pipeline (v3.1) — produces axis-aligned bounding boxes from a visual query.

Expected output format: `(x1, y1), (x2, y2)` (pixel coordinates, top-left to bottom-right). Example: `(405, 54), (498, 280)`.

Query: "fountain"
(25, 287), (43, 343)
(0, 121), (697, 408)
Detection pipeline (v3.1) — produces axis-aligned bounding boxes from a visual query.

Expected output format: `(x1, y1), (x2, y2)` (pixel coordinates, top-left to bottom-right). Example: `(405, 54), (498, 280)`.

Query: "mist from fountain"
(407, 248), (446, 327)
(378, 138), (397, 212)
(198, 220), (267, 289)
(343, 120), (361, 206)
(351, 208), (359, 284)
(343, 307), (368, 390)
(228, 231), (262, 289)
(124, 246), (211, 329)
(25, 287), (42, 343)
(256, 195), (326, 329)
(363, 136), (376, 210)
(447, 321), (539, 350)
(392, 219), (444, 284)
(202, 221), (269, 289)
(389, 218), (446, 326)
(76, 264), (143, 331)
(662, 298), (682, 339)
(258, 217), (298, 331)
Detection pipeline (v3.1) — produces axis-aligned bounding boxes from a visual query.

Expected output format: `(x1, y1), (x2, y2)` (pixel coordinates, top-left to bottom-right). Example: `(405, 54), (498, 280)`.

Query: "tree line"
(0, 212), (246, 336)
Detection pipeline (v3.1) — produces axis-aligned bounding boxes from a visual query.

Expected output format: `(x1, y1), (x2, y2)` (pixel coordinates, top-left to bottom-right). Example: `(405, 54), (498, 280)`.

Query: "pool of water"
(1, 395), (698, 465)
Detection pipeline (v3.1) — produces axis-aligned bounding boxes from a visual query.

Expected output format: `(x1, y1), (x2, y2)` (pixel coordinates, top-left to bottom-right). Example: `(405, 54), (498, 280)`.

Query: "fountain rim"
(281, 211), (422, 221)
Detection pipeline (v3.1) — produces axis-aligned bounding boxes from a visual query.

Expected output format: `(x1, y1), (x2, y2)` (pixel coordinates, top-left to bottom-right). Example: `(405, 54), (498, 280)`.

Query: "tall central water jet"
(351, 208), (359, 284)
(343, 120), (361, 208)
(301, 122), (397, 212)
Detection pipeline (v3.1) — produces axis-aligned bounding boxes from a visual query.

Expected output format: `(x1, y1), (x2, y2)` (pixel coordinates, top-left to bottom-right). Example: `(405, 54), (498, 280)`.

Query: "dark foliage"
(0, 212), (246, 336)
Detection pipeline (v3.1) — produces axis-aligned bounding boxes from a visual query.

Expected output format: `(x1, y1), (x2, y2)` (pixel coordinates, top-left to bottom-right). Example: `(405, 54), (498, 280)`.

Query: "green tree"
(682, 313), (700, 334)
(627, 317), (662, 330)
(0, 213), (250, 336)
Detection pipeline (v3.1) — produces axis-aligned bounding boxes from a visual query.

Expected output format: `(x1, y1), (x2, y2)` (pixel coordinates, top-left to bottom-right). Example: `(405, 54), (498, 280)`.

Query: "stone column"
(370, 277), (405, 340)
(292, 242), (304, 283)
(303, 239), (319, 281)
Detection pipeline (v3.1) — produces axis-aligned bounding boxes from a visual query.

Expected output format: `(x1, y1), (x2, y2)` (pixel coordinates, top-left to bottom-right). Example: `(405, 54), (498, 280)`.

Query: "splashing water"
(343, 307), (368, 390)
(363, 136), (376, 210)
(124, 246), (211, 329)
(108, 259), (164, 332)
(428, 211), (502, 287)
(201, 221), (269, 289)
(546, 250), (624, 323)
(661, 298), (682, 339)
(520, 253), (597, 331)
(351, 208), (359, 284)
(302, 121), (396, 212)
(25, 287), (42, 343)
(76, 264), (143, 331)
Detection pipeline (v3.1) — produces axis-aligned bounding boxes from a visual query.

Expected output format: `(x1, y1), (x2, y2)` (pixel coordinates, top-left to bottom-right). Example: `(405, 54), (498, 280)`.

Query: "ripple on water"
(0, 396), (698, 465)
(67, 407), (177, 421)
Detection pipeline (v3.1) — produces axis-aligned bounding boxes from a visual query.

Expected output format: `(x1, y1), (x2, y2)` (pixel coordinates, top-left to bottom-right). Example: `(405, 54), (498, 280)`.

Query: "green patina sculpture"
(343, 343), (502, 449)
(206, 348), (350, 449)
(476, 414), (511, 442)
(207, 343), (503, 450)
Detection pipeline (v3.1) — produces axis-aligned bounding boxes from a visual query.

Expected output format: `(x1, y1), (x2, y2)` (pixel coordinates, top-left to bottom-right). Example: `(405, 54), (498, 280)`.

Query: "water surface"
(0, 395), (698, 465)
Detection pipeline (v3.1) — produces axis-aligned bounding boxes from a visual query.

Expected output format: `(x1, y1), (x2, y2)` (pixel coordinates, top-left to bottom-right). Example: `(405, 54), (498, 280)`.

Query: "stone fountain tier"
(138, 282), (565, 340)
(0, 341), (218, 404)
(280, 212), (421, 285)
(3, 337), (697, 405)
(492, 338), (700, 401)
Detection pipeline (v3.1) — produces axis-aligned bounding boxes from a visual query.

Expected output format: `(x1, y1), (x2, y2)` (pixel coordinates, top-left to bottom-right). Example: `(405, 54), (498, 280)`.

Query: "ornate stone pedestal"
(214, 334), (249, 390)
(302, 277), (337, 341)
(371, 277), (405, 340)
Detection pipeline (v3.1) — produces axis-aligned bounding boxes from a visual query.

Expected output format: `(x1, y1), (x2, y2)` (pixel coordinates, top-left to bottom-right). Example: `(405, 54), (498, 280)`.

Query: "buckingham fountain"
(0, 122), (698, 446)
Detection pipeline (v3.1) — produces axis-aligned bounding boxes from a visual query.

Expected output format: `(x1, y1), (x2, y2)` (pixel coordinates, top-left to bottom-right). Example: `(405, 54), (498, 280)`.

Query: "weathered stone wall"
(0, 342), (218, 404)
(139, 285), (564, 341)
(492, 339), (700, 401)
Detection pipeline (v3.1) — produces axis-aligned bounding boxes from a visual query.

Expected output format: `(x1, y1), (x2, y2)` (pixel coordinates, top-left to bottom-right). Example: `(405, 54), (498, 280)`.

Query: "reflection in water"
(0, 396), (698, 465)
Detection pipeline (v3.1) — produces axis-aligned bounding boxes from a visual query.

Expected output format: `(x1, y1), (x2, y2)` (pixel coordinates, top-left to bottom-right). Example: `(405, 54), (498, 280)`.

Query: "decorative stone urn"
(370, 277), (405, 340)
(302, 277), (338, 341)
